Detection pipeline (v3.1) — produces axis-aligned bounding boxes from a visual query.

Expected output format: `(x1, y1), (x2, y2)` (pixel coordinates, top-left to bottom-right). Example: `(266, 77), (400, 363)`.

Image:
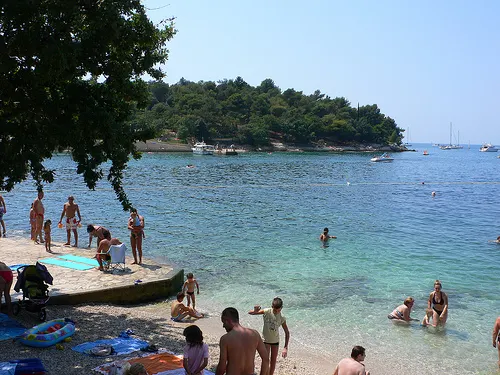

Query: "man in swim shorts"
(216, 307), (269, 375)
(248, 297), (290, 375)
(33, 190), (45, 243)
(333, 346), (370, 375)
(320, 227), (337, 247)
(58, 195), (82, 247)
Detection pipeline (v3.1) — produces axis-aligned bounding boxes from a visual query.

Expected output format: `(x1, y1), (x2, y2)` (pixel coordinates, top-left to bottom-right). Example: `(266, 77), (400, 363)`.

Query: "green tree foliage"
(0, 0), (175, 208)
(137, 78), (403, 147)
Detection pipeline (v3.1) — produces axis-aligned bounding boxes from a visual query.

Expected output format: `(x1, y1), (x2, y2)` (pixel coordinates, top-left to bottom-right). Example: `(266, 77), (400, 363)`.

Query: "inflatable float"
(19, 318), (75, 348)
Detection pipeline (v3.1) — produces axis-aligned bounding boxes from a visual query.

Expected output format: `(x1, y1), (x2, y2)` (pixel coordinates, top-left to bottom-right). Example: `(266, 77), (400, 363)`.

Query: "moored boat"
(371, 153), (394, 162)
(192, 141), (215, 155)
(480, 144), (498, 152)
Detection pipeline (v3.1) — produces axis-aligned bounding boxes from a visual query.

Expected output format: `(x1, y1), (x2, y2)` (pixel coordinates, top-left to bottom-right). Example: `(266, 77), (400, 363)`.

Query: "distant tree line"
(132, 77), (403, 146)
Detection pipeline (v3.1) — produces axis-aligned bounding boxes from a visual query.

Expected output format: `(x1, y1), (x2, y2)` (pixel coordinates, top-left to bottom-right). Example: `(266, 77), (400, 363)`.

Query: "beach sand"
(0, 237), (336, 374)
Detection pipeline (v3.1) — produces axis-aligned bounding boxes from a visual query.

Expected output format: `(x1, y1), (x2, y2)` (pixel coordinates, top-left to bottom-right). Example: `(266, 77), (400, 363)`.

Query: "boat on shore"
(371, 153), (394, 162)
(192, 141), (215, 155)
(480, 144), (498, 152)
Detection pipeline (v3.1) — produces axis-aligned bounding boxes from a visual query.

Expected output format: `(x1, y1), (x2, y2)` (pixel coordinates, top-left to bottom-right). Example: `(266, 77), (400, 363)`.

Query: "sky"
(143, 0), (500, 144)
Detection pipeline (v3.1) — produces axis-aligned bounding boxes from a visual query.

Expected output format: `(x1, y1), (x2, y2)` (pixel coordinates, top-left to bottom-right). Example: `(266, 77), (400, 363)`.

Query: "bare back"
(221, 326), (263, 375)
(334, 358), (367, 375)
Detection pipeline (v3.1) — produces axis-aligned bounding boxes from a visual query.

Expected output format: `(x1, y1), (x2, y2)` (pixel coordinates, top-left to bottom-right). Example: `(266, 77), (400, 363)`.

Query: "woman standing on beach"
(428, 280), (448, 327)
(128, 208), (145, 265)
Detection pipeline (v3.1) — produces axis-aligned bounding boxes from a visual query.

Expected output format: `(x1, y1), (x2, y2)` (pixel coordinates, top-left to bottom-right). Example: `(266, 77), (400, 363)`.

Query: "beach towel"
(38, 258), (93, 271)
(93, 350), (215, 375)
(8, 264), (29, 272)
(0, 314), (26, 341)
(72, 336), (148, 356)
(0, 358), (47, 375)
(58, 254), (100, 267)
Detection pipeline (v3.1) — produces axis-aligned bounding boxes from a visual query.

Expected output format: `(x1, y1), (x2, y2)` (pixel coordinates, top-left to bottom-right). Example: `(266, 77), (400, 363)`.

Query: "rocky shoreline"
(135, 140), (414, 153)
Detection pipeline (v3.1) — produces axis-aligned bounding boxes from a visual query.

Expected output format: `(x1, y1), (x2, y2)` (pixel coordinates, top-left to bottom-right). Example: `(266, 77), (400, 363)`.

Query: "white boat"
(440, 122), (463, 150)
(423, 150), (429, 155)
(480, 144), (498, 152)
(192, 141), (215, 155)
(371, 153), (394, 162)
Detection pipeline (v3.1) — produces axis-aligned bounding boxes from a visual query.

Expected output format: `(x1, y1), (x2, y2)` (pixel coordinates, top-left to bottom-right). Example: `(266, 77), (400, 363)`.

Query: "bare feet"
(46, 249), (53, 253)
(63, 242), (70, 246)
(131, 261), (138, 265)
(72, 244), (78, 247)
(95, 267), (104, 271)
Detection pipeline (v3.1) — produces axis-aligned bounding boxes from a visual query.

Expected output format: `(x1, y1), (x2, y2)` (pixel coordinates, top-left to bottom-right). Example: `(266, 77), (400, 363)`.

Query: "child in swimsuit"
(421, 308), (433, 326)
(30, 204), (37, 240)
(43, 220), (52, 253)
(182, 273), (200, 310)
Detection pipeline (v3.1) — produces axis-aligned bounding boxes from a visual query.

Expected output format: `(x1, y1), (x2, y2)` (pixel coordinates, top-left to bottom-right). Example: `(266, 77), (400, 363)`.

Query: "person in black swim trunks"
(182, 272), (200, 310)
(427, 279), (448, 327)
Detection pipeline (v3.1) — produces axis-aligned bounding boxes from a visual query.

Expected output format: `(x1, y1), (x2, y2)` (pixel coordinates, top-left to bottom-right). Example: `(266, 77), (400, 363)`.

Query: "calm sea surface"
(3, 143), (500, 374)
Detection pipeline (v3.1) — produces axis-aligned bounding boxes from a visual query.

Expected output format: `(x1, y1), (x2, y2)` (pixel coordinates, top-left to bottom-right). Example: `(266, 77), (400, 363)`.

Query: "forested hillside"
(133, 77), (403, 146)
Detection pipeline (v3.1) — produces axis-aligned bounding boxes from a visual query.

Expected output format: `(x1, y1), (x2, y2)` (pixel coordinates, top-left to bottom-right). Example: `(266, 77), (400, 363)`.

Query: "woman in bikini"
(428, 279), (448, 327)
(388, 297), (416, 322)
(128, 208), (145, 265)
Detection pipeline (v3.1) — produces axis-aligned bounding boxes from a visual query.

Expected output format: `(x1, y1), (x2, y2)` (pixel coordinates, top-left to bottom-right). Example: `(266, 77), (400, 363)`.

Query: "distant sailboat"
(404, 127), (412, 147)
(440, 122), (463, 150)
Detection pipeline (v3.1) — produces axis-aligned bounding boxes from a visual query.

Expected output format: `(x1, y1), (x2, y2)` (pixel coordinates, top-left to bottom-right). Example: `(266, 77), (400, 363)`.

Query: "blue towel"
(8, 264), (28, 272)
(72, 337), (148, 356)
(0, 358), (47, 375)
(39, 258), (93, 270)
(0, 314), (26, 341)
(58, 254), (99, 266)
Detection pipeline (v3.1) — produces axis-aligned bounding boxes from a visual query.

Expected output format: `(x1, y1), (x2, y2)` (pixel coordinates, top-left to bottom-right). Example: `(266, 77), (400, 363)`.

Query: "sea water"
(3, 144), (500, 374)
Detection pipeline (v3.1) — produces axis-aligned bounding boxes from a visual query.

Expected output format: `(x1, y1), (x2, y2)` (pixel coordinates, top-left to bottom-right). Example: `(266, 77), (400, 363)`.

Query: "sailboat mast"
(449, 122), (452, 146)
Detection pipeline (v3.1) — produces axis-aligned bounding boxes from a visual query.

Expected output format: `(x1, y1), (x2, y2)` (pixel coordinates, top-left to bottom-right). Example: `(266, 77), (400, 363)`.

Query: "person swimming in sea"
(320, 227), (337, 247)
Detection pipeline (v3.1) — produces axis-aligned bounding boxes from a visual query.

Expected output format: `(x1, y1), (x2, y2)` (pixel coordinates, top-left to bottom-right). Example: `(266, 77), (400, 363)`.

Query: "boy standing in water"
(248, 297), (290, 375)
(182, 273), (200, 309)
(320, 227), (337, 247)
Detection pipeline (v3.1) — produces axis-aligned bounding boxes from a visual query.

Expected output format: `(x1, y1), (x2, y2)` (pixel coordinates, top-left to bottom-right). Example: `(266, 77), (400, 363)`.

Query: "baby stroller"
(12, 262), (53, 321)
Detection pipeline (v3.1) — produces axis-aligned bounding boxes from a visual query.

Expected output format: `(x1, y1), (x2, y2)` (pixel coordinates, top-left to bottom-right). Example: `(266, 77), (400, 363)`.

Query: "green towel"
(58, 254), (99, 266)
(39, 258), (94, 270)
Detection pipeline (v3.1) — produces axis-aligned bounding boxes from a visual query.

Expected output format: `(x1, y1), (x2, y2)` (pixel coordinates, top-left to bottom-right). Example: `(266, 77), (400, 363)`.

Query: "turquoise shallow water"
(2, 144), (500, 374)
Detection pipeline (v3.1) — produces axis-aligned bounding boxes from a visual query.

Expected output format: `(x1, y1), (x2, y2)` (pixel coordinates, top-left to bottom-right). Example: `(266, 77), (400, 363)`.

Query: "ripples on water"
(3, 144), (500, 374)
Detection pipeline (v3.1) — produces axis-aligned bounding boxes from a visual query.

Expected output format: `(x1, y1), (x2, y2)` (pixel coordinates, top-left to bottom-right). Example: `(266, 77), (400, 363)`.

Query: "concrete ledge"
(48, 268), (184, 305)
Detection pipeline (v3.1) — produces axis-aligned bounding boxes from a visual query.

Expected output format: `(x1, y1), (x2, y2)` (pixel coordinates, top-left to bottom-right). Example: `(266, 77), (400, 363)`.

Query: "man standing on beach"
(33, 190), (45, 244)
(58, 195), (82, 247)
(216, 307), (269, 375)
(492, 317), (500, 367)
(333, 346), (370, 375)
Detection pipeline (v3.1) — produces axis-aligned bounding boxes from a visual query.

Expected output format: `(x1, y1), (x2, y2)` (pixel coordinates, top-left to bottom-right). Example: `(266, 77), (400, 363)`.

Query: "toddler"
(43, 220), (52, 253)
(182, 273), (200, 309)
(421, 308), (433, 327)
(182, 325), (208, 375)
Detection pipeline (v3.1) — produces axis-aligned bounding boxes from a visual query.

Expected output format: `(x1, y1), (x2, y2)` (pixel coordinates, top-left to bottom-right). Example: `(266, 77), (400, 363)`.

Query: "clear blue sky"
(143, 0), (499, 144)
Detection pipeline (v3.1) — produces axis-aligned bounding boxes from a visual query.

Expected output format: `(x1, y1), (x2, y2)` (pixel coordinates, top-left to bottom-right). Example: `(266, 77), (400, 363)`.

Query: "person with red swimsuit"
(0, 262), (13, 315)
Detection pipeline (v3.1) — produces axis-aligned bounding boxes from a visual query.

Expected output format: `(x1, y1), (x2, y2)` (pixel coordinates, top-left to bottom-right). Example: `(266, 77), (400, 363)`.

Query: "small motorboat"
(423, 150), (429, 155)
(192, 141), (215, 155)
(371, 153), (394, 162)
(480, 144), (498, 152)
